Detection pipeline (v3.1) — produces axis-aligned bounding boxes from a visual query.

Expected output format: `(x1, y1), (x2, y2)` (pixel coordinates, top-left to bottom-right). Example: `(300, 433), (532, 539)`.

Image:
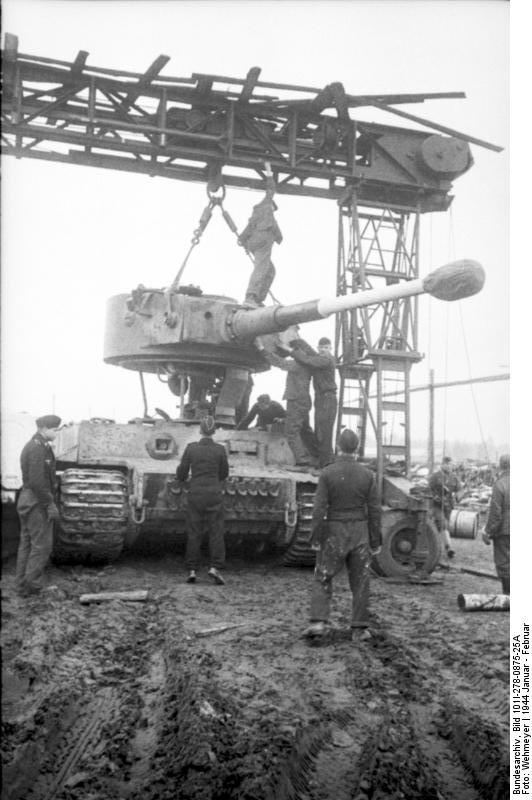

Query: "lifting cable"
(170, 184), (280, 304)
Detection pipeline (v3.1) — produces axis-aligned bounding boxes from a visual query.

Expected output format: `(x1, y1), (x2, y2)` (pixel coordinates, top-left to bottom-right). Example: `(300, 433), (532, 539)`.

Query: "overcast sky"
(1, 0), (511, 455)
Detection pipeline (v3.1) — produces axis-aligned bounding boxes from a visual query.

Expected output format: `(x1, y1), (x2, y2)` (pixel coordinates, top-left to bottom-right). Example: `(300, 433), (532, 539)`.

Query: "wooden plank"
(238, 67), (261, 104)
(372, 100), (504, 153)
(382, 401), (405, 411)
(3, 33), (19, 62)
(195, 76), (213, 95)
(79, 590), (149, 604)
(71, 50), (89, 78)
(124, 54), (171, 105)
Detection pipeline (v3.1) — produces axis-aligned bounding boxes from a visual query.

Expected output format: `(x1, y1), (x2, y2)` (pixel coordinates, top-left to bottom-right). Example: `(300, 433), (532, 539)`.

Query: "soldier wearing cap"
(290, 336), (338, 467)
(303, 429), (381, 641)
(482, 454), (510, 594)
(428, 456), (462, 560)
(15, 414), (62, 597)
(176, 415), (229, 585)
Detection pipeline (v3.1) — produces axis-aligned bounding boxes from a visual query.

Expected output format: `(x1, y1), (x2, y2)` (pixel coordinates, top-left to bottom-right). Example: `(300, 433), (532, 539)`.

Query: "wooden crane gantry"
(1, 32), (502, 490)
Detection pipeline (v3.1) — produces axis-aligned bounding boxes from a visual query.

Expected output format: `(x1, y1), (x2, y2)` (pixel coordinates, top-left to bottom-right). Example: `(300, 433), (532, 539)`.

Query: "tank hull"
(53, 420), (441, 575)
(54, 420), (317, 564)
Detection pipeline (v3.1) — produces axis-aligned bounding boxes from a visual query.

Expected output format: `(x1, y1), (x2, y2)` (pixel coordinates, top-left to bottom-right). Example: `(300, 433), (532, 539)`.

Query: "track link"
(54, 468), (129, 563)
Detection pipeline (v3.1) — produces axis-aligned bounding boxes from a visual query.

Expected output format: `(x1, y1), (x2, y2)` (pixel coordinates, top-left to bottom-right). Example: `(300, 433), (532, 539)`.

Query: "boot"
(207, 567), (225, 585)
(186, 570), (197, 584)
(501, 577), (510, 595)
(303, 621), (328, 638)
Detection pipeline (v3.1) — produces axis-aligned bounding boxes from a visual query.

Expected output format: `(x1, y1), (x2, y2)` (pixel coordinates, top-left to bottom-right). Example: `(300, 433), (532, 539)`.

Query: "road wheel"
(373, 513), (442, 577)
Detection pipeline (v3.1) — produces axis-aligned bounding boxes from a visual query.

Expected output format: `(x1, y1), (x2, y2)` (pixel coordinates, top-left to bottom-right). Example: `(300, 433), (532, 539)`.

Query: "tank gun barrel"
(230, 259), (485, 340)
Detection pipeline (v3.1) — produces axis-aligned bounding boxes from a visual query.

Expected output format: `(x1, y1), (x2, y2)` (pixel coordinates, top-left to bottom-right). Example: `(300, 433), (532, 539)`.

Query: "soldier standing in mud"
(303, 429), (381, 641)
(482, 454), (510, 594)
(239, 161), (282, 307)
(428, 456), (462, 560)
(15, 414), (62, 597)
(255, 336), (318, 467)
(176, 415), (229, 585)
(291, 337), (338, 467)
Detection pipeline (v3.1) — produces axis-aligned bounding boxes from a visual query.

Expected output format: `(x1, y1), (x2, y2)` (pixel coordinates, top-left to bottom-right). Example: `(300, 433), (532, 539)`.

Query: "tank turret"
(104, 260), (484, 423)
(52, 259), (484, 571)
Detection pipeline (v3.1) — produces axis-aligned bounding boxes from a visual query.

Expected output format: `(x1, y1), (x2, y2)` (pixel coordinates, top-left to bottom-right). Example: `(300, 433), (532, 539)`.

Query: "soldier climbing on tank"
(428, 456), (463, 560)
(255, 335), (318, 467)
(239, 161), (282, 307)
(236, 393), (286, 431)
(290, 337), (338, 467)
(482, 454), (510, 594)
(303, 429), (382, 641)
(176, 415), (229, 585)
(15, 414), (62, 597)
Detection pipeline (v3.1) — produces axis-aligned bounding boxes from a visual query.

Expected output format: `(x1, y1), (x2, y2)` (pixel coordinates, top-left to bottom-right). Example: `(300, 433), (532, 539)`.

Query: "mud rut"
(2, 542), (509, 800)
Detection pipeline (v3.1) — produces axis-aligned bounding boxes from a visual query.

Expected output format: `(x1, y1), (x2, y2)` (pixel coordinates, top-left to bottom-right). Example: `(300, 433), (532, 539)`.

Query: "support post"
(428, 368), (435, 472)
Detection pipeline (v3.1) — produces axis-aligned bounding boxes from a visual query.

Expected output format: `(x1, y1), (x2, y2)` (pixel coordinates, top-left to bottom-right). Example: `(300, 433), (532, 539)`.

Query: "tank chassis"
(54, 260), (485, 573)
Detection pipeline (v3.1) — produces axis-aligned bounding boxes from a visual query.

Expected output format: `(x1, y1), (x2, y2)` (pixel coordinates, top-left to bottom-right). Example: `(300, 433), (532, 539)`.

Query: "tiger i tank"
(52, 260), (484, 575)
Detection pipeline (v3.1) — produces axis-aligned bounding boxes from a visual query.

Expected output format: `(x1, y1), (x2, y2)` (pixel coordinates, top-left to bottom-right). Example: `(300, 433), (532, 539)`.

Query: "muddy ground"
(1, 537), (509, 800)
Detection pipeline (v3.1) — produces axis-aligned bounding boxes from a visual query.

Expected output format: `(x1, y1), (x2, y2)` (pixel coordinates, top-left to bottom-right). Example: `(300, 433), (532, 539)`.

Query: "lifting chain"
(169, 184), (280, 304)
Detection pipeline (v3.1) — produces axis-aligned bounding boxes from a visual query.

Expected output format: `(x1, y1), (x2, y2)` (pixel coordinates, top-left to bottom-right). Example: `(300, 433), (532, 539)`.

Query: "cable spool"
(449, 509), (478, 539)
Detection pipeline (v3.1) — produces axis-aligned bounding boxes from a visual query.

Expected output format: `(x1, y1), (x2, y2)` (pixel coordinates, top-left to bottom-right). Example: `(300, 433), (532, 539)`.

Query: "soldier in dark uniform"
(236, 393), (286, 431)
(291, 337), (338, 467)
(482, 454), (510, 594)
(303, 429), (381, 640)
(239, 162), (283, 306)
(255, 337), (318, 466)
(15, 414), (61, 597)
(176, 416), (229, 585)
(428, 457), (462, 559)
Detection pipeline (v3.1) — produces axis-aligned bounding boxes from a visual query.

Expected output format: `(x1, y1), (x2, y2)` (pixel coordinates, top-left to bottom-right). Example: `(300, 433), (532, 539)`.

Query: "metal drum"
(449, 509), (478, 539)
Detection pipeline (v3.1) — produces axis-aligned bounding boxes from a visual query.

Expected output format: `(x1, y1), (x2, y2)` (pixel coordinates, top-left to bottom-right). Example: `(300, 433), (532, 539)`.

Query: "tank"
(52, 260), (485, 575)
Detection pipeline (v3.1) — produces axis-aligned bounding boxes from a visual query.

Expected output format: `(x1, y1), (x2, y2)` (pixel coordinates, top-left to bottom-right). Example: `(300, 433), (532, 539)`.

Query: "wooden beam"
(3, 32), (19, 62)
(124, 54), (171, 105)
(71, 50), (89, 78)
(372, 100), (504, 153)
(238, 66), (261, 104)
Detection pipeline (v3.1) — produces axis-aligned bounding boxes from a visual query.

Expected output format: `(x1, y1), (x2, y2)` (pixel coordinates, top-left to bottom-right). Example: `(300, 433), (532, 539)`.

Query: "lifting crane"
(1, 33), (502, 498)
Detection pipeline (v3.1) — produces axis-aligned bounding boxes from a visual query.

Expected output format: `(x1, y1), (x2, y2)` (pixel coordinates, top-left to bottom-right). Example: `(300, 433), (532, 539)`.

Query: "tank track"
(54, 469), (129, 564)
(283, 487), (317, 567)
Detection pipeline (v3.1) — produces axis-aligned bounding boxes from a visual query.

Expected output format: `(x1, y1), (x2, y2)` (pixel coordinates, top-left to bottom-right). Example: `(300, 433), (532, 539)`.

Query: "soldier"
(15, 414), (62, 597)
(176, 415), (229, 585)
(255, 336), (318, 466)
(239, 162), (282, 306)
(303, 429), (381, 640)
(428, 456), (462, 559)
(291, 337), (338, 467)
(236, 393), (286, 431)
(482, 455), (510, 594)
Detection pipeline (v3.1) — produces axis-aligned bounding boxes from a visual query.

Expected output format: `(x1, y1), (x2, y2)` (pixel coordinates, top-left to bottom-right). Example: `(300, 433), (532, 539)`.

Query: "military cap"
(338, 428), (359, 453)
(36, 414), (62, 429)
(257, 394), (271, 403)
(199, 415), (216, 436)
(318, 336), (332, 346)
